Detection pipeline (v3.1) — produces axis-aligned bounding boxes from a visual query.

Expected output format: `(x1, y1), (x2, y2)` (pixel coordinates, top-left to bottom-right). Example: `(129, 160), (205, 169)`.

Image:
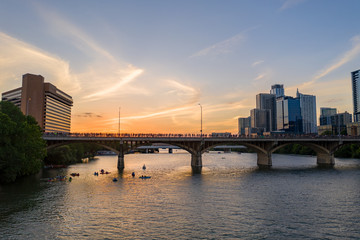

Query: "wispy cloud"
(76, 112), (103, 118)
(190, 33), (246, 58)
(279, 0), (307, 11)
(252, 60), (264, 67)
(32, 3), (147, 102)
(314, 35), (360, 81)
(83, 69), (144, 100)
(122, 105), (193, 120)
(254, 73), (266, 81)
(287, 35), (360, 93)
(34, 3), (115, 61)
(0, 32), (80, 93)
(166, 80), (200, 104)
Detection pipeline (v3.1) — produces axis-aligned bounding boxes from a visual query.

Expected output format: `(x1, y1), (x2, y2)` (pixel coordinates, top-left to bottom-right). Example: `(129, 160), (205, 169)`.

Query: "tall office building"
(319, 107), (337, 126)
(250, 108), (271, 132)
(238, 117), (251, 135)
(297, 89), (317, 134)
(1, 73), (73, 133)
(256, 93), (276, 131)
(351, 69), (360, 122)
(276, 96), (302, 133)
(270, 84), (285, 98)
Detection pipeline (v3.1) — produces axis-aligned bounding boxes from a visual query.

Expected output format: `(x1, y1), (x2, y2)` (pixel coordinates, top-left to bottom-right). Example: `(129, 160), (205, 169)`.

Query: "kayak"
(139, 176), (151, 179)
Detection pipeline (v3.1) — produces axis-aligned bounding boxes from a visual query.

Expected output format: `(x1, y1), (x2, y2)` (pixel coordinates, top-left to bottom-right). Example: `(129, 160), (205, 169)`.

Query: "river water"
(1, 151), (360, 239)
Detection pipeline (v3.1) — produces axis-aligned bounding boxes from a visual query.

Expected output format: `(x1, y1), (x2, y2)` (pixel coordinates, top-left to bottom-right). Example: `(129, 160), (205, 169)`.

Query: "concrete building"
(276, 96), (302, 134)
(318, 112), (352, 135)
(1, 73), (73, 133)
(347, 122), (360, 136)
(270, 84), (284, 98)
(351, 69), (360, 122)
(297, 89), (317, 134)
(238, 117), (251, 135)
(319, 107), (337, 126)
(331, 112), (352, 135)
(256, 93), (276, 131)
(318, 125), (333, 135)
(250, 108), (271, 133)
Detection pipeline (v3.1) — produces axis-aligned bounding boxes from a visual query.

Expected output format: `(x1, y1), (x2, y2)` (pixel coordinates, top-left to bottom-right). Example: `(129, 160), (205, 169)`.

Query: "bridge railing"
(42, 132), (360, 140)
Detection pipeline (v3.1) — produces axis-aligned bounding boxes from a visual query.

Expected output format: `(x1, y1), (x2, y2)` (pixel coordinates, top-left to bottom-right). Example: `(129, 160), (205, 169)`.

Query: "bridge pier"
(117, 144), (125, 170)
(257, 151), (272, 168)
(191, 151), (202, 172)
(316, 152), (335, 167)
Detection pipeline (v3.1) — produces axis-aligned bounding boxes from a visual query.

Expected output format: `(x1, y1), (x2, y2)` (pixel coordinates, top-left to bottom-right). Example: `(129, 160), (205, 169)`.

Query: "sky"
(0, 0), (360, 134)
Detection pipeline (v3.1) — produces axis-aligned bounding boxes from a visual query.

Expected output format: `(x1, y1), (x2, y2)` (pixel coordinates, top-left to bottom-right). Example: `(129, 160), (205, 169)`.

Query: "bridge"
(43, 133), (360, 171)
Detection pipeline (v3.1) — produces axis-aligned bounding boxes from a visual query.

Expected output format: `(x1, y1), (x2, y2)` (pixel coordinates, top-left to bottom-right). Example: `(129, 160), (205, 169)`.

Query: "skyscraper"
(352, 69), (360, 122)
(297, 89), (317, 134)
(238, 117), (251, 135)
(270, 84), (285, 98)
(250, 108), (271, 132)
(319, 107), (337, 126)
(276, 96), (302, 133)
(1, 73), (73, 133)
(256, 93), (276, 131)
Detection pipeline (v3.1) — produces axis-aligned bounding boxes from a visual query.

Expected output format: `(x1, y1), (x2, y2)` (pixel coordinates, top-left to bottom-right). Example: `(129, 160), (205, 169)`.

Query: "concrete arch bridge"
(43, 134), (360, 170)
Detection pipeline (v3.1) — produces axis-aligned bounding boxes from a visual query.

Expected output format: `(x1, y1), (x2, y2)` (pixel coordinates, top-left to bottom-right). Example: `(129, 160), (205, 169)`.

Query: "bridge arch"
(129, 141), (195, 155)
(270, 141), (337, 166)
(46, 141), (120, 154)
(202, 142), (267, 154)
(202, 141), (272, 167)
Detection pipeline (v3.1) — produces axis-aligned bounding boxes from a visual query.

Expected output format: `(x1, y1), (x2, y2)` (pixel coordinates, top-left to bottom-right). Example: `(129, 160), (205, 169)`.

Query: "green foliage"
(321, 130), (332, 136)
(275, 142), (360, 159)
(340, 129), (347, 135)
(0, 101), (46, 183)
(334, 144), (360, 158)
(46, 143), (101, 165)
(274, 143), (316, 156)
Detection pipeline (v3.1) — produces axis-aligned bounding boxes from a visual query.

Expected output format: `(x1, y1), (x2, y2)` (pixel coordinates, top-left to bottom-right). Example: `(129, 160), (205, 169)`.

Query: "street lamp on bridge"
(198, 103), (202, 138)
(118, 107), (121, 136)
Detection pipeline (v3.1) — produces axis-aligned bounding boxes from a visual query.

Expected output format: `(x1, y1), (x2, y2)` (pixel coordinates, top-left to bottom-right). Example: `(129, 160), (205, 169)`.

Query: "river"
(1, 151), (360, 239)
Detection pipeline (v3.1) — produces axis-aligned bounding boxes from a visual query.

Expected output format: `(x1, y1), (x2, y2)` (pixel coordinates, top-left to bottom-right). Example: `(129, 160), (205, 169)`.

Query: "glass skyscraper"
(270, 84), (284, 98)
(256, 93), (276, 131)
(276, 96), (302, 133)
(352, 69), (360, 122)
(297, 90), (317, 134)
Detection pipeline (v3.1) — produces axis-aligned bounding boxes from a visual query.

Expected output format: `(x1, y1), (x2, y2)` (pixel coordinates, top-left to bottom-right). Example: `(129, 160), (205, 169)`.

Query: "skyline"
(1, 0), (360, 133)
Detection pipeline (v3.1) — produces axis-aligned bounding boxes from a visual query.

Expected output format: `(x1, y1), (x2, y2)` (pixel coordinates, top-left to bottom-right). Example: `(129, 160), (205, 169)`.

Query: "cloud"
(0, 32), (80, 93)
(83, 68), (144, 100)
(32, 3), (148, 102)
(190, 32), (246, 58)
(254, 73), (265, 81)
(34, 3), (115, 61)
(286, 35), (360, 93)
(166, 80), (200, 103)
(75, 112), (103, 118)
(252, 60), (264, 67)
(123, 106), (194, 120)
(102, 80), (200, 122)
(279, 0), (307, 11)
(314, 35), (360, 81)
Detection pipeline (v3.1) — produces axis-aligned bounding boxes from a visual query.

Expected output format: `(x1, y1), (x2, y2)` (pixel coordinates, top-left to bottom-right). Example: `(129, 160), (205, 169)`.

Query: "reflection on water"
(1, 153), (360, 239)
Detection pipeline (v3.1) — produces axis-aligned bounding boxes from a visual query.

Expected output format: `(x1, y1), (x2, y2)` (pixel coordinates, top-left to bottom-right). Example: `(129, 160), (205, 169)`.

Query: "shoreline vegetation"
(45, 143), (101, 166)
(0, 101), (101, 183)
(0, 101), (46, 183)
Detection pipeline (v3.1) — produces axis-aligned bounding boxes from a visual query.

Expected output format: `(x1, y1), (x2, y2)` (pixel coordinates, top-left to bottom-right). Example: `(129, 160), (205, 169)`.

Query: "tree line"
(0, 101), (100, 183)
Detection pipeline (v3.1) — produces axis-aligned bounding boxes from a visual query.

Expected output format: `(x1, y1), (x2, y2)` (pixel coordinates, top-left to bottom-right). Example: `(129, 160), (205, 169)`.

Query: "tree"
(0, 101), (46, 182)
